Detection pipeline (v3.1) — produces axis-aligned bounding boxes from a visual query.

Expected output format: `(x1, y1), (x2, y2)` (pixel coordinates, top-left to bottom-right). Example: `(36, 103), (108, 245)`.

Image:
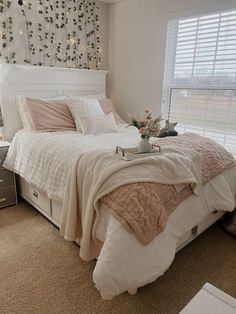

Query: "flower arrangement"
(129, 108), (162, 138)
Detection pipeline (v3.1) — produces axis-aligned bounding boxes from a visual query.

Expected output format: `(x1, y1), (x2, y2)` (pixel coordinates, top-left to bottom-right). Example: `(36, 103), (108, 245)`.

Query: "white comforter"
(4, 125), (141, 201)
(4, 126), (236, 299)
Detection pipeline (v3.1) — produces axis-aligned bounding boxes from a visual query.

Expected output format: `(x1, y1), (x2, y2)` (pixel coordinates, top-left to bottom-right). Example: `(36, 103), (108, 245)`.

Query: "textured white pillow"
(79, 112), (118, 135)
(67, 97), (105, 131)
(18, 96), (70, 130)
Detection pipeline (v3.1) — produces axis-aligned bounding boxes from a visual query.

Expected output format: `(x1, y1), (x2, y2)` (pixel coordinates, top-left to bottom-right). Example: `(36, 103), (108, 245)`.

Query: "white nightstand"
(180, 283), (236, 314)
(0, 141), (17, 208)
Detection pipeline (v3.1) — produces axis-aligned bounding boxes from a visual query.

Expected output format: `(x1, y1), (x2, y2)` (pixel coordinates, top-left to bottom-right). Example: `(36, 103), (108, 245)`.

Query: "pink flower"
(129, 109), (162, 138)
(139, 127), (146, 135)
(144, 108), (152, 114)
(155, 115), (162, 122)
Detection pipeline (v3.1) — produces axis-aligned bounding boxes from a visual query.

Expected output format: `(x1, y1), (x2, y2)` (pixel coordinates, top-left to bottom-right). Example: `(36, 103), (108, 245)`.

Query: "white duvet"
(4, 126), (236, 299)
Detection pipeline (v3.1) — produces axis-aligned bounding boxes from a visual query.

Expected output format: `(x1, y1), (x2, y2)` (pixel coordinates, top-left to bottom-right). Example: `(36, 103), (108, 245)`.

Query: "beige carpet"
(0, 201), (235, 314)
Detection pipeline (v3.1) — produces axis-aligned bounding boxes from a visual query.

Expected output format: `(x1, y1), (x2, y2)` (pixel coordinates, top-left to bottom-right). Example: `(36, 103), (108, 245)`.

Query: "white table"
(180, 283), (236, 314)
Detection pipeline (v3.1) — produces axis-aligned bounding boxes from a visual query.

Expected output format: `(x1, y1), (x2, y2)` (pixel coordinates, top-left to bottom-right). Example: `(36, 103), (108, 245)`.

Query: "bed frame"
(0, 63), (225, 253)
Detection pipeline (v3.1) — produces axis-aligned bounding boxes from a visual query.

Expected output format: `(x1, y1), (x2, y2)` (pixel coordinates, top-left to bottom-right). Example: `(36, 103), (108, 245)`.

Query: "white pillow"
(18, 96), (33, 130)
(79, 112), (118, 135)
(18, 96), (70, 130)
(67, 97), (105, 131)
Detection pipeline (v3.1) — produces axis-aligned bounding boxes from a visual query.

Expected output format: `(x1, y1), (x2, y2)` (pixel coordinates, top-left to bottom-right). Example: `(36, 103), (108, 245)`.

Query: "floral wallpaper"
(0, 0), (101, 69)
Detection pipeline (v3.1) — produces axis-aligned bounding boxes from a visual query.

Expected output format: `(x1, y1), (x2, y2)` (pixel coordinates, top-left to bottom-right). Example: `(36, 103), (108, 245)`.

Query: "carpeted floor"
(0, 201), (235, 314)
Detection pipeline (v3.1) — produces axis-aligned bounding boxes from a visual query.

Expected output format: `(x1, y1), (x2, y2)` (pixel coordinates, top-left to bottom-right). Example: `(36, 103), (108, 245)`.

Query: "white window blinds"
(162, 9), (236, 157)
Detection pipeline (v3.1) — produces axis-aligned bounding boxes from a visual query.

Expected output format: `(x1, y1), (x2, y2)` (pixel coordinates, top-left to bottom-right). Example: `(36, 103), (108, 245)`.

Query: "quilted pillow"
(79, 112), (118, 135)
(99, 99), (125, 124)
(67, 97), (105, 131)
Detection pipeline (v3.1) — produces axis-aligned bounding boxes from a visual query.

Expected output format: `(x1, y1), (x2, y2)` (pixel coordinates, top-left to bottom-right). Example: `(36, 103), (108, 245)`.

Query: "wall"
(99, 2), (109, 70)
(109, 0), (236, 120)
(0, 1), (109, 70)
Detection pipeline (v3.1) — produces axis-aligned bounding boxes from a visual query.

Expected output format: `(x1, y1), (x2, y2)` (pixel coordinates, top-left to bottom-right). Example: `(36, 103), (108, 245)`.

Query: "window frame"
(162, 8), (236, 156)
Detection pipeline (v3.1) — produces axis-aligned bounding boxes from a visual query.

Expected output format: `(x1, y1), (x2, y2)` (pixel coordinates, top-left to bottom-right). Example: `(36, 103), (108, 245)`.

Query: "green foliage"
(129, 109), (162, 138)
(0, 0), (101, 69)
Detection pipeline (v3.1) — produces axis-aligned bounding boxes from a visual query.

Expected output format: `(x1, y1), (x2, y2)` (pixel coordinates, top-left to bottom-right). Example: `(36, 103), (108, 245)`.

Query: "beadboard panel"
(0, 64), (108, 141)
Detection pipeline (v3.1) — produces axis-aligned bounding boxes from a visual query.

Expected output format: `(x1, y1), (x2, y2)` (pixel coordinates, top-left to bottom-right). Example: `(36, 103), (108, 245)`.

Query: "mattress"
(4, 126), (236, 299)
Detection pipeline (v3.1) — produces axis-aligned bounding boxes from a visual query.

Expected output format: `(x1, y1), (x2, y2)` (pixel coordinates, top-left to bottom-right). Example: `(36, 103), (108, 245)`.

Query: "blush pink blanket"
(101, 133), (236, 245)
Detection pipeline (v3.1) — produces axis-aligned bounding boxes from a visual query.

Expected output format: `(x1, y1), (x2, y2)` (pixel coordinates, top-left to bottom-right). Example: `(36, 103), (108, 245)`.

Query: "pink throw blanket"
(101, 133), (236, 245)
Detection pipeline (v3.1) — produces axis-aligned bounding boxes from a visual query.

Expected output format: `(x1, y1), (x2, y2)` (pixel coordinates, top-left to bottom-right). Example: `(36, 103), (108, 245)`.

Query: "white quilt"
(4, 125), (140, 201)
(4, 126), (236, 299)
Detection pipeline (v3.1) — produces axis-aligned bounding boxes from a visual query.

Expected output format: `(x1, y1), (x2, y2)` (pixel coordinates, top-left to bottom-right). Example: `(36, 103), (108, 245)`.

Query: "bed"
(1, 64), (236, 300)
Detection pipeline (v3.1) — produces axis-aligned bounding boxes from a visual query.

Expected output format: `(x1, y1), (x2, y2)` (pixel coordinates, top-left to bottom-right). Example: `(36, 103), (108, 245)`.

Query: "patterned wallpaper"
(0, 0), (101, 69)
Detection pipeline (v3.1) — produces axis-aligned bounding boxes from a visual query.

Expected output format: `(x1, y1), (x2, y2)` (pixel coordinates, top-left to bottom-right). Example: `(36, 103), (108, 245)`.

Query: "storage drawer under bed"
(19, 177), (226, 252)
(20, 178), (51, 215)
(176, 210), (224, 251)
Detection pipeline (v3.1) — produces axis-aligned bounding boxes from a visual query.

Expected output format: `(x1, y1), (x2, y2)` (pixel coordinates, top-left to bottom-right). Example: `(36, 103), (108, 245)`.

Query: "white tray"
(116, 145), (161, 161)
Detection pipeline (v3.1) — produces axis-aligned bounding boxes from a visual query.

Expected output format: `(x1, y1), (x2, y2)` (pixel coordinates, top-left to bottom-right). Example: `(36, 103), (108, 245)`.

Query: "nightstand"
(0, 141), (17, 208)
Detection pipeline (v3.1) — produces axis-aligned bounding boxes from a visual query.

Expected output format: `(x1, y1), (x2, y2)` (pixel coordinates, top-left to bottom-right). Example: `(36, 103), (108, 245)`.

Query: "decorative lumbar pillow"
(25, 97), (76, 132)
(99, 99), (125, 124)
(67, 97), (105, 131)
(158, 120), (178, 138)
(79, 112), (118, 135)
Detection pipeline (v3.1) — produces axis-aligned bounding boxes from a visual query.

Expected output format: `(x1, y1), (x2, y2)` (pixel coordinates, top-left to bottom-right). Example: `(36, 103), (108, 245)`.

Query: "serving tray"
(115, 145), (161, 161)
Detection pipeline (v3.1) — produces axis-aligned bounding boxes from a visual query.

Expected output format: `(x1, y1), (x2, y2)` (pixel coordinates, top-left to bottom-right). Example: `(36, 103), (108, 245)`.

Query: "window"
(162, 9), (236, 157)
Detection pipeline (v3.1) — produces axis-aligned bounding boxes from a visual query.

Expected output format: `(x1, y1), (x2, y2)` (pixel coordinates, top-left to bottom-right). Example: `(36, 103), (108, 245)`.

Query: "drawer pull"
(0, 197), (6, 202)
(0, 179), (3, 183)
(191, 225), (198, 236)
(33, 191), (39, 198)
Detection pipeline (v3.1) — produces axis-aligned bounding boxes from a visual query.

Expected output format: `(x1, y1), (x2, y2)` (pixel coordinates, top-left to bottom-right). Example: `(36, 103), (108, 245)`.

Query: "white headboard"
(0, 64), (108, 141)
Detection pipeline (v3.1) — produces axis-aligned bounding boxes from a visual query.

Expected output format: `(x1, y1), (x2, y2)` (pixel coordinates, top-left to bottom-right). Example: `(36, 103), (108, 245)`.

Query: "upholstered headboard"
(0, 64), (108, 141)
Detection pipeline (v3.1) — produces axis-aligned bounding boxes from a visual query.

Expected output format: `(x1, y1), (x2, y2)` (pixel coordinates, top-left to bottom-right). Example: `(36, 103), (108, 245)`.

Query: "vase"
(138, 137), (152, 153)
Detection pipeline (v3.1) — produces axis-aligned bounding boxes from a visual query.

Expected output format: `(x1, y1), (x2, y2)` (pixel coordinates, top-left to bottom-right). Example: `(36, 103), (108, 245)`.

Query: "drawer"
(20, 178), (51, 215)
(0, 168), (15, 188)
(0, 147), (9, 167)
(0, 186), (16, 208)
(51, 200), (62, 225)
(177, 211), (224, 251)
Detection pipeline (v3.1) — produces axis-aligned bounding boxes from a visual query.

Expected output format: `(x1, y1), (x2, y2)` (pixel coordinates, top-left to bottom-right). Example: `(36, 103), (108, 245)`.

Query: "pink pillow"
(99, 99), (125, 124)
(25, 98), (76, 132)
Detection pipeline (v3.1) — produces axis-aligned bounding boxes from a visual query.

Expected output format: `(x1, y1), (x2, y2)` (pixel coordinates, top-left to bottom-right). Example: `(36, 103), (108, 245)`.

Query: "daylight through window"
(162, 9), (236, 156)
